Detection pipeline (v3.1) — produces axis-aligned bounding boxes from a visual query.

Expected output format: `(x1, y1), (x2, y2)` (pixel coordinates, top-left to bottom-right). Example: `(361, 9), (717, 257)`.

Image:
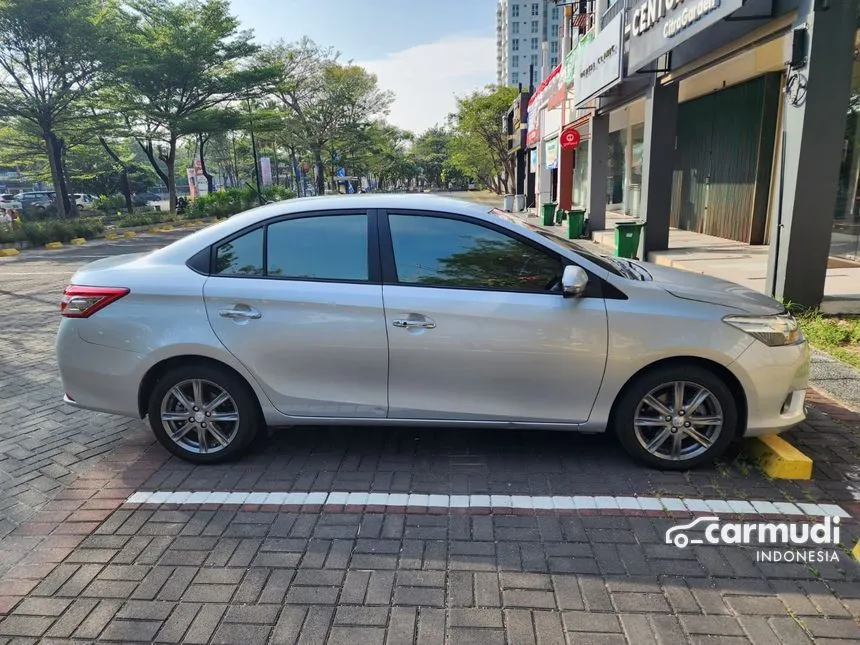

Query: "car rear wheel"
(614, 365), (738, 469)
(148, 364), (260, 464)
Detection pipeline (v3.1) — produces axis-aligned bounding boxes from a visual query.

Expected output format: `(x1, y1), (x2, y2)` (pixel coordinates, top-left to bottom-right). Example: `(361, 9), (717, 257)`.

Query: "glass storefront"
(606, 124), (645, 217)
(573, 139), (589, 208)
(831, 24), (860, 260)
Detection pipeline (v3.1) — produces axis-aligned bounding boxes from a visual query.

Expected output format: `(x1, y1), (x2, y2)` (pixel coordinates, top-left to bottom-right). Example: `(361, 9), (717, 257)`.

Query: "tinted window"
(267, 214), (368, 281)
(214, 227), (264, 276)
(388, 214), (563, 292)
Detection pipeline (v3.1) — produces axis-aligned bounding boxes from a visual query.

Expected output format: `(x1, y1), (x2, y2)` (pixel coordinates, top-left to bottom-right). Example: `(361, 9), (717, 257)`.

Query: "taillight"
(61, 285), (129, 318)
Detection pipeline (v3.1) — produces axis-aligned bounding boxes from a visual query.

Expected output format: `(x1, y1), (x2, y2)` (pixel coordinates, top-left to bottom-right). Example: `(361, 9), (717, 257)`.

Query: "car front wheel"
(148, 364), (260, 464)
(614, 365), (738, 469)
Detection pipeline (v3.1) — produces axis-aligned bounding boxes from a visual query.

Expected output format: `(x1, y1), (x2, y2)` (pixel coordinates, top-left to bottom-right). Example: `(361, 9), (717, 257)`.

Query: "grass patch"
(796, 311), (860, 369)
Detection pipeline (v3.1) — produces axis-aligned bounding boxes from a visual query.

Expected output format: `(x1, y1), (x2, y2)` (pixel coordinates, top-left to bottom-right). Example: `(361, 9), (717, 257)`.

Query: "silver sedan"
(56, 195), (809, 468)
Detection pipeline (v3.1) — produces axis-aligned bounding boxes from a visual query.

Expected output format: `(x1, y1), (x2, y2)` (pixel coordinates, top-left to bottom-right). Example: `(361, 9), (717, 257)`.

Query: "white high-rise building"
(496, 0), (562, 88)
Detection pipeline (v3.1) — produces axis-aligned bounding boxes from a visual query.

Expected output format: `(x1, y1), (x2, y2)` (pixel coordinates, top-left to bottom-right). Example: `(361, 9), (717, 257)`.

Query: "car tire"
(147, 363), (261, 464)
(613, 364), (738, 470)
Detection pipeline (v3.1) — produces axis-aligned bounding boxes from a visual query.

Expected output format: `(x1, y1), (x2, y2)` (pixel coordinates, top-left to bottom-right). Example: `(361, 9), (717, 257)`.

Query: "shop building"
(516, 0), (858, 308)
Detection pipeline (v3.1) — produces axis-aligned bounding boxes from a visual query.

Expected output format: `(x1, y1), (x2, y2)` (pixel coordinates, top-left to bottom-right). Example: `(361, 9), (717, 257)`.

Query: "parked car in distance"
(16, 191), (55, 211)
(0, 193), (21, 212)
(74, 193), (98, 210)
(132, 191), (162, 206)
(56, 195), (809, 468)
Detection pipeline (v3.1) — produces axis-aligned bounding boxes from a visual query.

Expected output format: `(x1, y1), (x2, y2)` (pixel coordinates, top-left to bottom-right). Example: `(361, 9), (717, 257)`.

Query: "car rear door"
(203, 210), (389, 418)
(379, 210), (608, 423)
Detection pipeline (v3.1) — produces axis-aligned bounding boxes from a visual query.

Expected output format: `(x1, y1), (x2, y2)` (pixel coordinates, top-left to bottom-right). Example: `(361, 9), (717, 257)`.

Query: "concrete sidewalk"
(504, 201), (860, 314)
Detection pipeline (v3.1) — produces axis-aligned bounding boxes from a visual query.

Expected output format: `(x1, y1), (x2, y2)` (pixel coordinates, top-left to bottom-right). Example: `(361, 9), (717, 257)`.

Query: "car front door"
(203, 210), (389, 418)
(380, 211), (609, 424)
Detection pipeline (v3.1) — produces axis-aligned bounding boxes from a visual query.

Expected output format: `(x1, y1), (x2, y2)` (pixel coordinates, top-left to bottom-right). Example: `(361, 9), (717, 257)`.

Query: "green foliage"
(18, 217), (103, 246)
(448, 85), (519, 194)
(0, 0), (122, 217)
(186, 186), (295, 219)
(94, 194), (128, 212)
(413, 127), (452, 188)
(796, 311), (860, 369)
(116, 211), (166, 227)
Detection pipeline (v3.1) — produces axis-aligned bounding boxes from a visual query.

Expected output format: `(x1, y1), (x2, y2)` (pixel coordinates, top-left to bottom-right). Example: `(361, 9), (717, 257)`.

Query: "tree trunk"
(165, 137), (178, 212)
(198, 134), (214, 194)
(313, 148), (325, 195)
(43, 131), (71, 218)
(120, 170), (133, 213)
(137, 139), (170, 188)
(289, 147), (301, 197)
(98, 136), (133, 213)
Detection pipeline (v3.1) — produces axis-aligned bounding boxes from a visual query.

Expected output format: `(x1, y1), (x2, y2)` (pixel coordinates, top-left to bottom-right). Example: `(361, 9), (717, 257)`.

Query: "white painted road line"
(123, 491), (851, 518)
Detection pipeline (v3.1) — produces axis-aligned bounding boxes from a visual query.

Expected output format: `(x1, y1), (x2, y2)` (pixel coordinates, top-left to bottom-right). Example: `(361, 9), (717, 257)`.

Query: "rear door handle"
(219, 307), (261, 320)
(392, 318), (436, 329)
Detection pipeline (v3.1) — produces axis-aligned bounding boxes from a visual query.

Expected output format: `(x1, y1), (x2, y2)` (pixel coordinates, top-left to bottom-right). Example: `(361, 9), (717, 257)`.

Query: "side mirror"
(561, 265), (588, 298)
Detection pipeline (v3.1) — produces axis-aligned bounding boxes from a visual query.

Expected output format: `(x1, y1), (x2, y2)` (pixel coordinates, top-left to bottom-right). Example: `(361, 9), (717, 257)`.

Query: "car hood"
(629, 261), (785, 315)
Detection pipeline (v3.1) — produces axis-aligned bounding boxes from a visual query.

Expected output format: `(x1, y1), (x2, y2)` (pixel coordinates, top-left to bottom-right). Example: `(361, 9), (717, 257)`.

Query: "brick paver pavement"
(0, 230), (858, 643)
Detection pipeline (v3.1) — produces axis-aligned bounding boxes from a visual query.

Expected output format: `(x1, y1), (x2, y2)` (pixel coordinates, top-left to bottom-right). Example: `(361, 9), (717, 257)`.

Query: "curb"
(0, 248), (19, 257)
(70, 237), (86, 245)
(122, 231), (136, 238)
(743, 434), (813, 480)
(44, 241), (63, 249)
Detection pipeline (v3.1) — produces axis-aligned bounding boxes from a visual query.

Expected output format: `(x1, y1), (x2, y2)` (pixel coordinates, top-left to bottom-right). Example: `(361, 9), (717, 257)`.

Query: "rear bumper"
(56, 322), (143, 418)
(730, 339), (810, 437)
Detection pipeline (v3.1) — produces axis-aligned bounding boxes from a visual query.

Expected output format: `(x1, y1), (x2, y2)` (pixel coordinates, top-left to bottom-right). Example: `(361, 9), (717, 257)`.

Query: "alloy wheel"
(632, 380), (724, 462)
(159, 378), (240, 454)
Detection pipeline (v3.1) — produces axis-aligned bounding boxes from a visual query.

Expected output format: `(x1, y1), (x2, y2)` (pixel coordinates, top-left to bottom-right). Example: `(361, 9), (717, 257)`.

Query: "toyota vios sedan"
(56, 195), (809, 468)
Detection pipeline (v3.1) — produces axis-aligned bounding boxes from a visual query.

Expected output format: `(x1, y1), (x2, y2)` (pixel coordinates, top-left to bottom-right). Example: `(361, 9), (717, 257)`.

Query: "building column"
(557, 147), (574, 210)
(639, 80), (679, 257)
(588, 114), (609, 231)
(766, 0), (857, 307)
(537, 141), (552, 211)
(623, 122), (632, 214)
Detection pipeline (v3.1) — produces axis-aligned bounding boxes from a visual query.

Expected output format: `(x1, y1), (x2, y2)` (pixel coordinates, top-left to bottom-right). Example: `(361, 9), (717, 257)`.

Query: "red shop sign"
(560, 127), (581, 150)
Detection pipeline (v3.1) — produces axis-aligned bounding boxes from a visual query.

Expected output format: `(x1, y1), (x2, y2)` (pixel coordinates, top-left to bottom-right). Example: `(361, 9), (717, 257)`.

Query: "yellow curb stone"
(123, 231), (136, 238)
(852, 541), (860, 561)
(70, 237), (86, 245)
(148, 226), (162, 233)
(160, 225), (174, 231)
(0, 248), (20, 256)
(45, 241), (64, 249)
(105, 232), (118, 240)
(744, 434), (813, 480)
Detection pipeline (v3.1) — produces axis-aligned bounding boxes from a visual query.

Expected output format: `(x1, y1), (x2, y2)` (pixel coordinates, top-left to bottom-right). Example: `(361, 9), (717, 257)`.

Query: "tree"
(181, 108), (244, 194)
(413, 127), (451, 189)
(261, 39), (393, 195)
(0, 0), (119, 217)
(448, 85), (518, 194)
(112, 0), (275, 211)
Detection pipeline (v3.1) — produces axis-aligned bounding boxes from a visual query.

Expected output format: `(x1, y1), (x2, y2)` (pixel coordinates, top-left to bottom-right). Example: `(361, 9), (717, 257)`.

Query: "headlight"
(723, 313), (804, 347)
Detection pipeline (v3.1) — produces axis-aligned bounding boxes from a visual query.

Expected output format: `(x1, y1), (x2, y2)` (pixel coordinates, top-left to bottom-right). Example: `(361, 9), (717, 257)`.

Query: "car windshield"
(489, 208), (653, 279)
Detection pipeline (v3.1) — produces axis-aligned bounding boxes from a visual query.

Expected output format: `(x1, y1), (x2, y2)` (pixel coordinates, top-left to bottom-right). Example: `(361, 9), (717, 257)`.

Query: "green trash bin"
(541, 202), (557, 226)
(615, 220), (645, 258)
(567, 209), (586, 239)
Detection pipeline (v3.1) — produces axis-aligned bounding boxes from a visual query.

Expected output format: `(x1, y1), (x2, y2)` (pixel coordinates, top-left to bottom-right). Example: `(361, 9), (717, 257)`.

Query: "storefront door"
(671, 74), (781, 243)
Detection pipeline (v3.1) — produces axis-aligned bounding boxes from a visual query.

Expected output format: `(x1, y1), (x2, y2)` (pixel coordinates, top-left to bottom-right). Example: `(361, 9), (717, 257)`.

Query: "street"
(0, 230), (858, 644)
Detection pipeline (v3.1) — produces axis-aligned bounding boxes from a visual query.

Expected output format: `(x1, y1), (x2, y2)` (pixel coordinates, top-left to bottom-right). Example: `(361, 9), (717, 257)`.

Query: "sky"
(228, 0), (498, 133)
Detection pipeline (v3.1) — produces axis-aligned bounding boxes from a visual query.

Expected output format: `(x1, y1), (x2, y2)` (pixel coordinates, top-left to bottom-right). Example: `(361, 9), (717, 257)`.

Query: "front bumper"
(730, 339), (810, 437)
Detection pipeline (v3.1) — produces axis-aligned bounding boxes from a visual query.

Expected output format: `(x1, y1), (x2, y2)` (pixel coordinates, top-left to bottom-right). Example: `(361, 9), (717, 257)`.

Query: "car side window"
(266, 214), (368, 281)
(214, 227), (264, 276)
(388, 214), (564, 292)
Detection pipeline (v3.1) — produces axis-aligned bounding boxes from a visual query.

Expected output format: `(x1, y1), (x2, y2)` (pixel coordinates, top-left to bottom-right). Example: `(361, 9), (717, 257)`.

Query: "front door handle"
(392, 318), (436, 330)
(219, 307), (261, 320)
